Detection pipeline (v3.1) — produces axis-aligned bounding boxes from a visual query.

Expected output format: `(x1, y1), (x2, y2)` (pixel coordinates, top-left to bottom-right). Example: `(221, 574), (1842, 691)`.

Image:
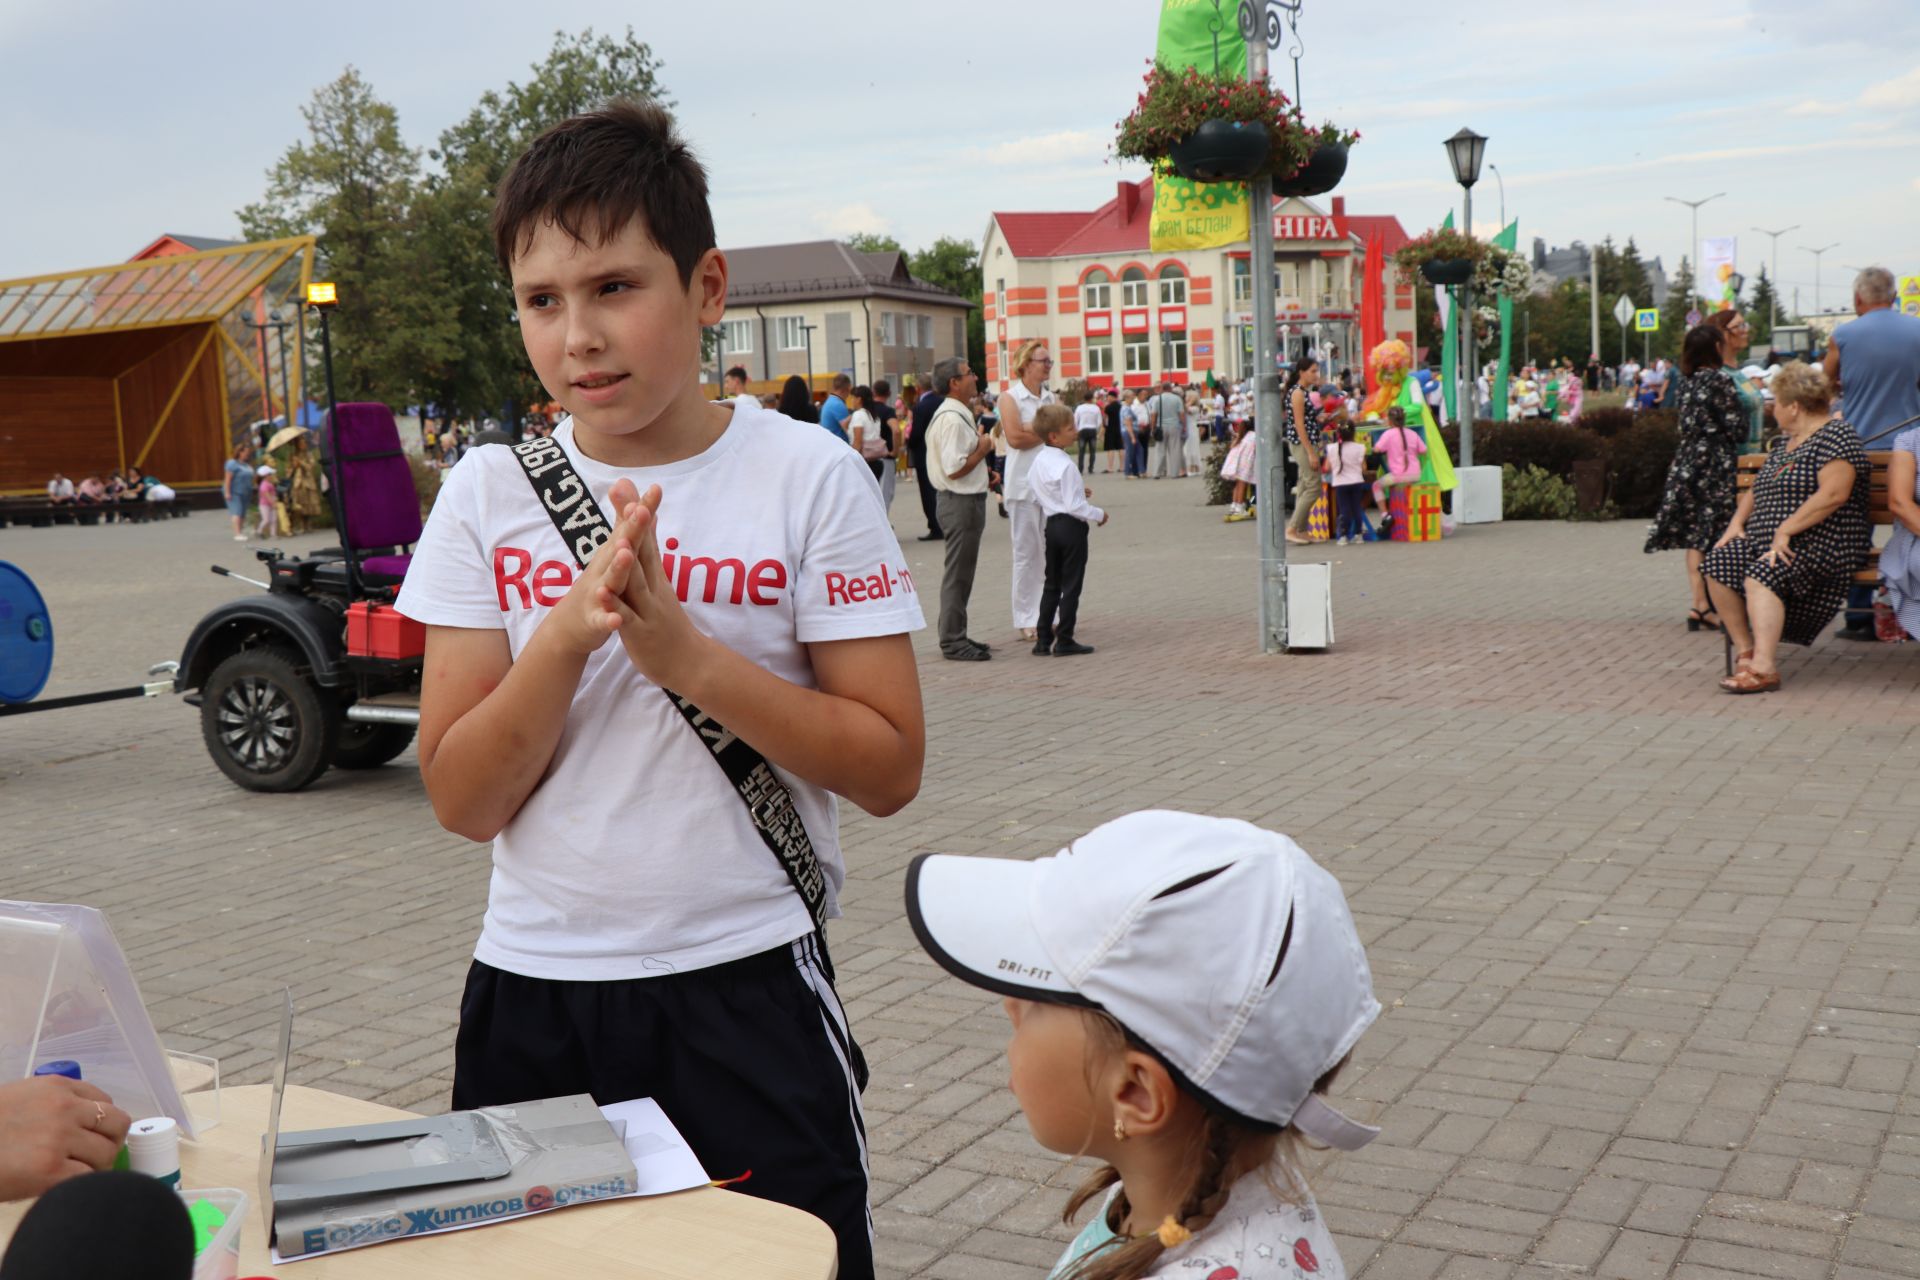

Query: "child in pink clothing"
(254, 463), (279, 538)
(1324, 425), (1367, 545)
(1370, 406), (1426, 535)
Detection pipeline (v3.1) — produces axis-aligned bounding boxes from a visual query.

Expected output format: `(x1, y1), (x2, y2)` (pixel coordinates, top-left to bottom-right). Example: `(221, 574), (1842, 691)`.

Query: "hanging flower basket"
(1167, 119), (1272, 183)
(1272, 122), (1358, 197)
(1114, 60), (1320, 183)
(1395, 227), (1489, 287)
(1273, 142), (1348, 196)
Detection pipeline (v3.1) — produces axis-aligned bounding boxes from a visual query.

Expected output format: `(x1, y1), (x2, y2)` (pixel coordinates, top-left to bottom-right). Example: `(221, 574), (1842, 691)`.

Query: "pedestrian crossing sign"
(1634, 309), (1660, 332)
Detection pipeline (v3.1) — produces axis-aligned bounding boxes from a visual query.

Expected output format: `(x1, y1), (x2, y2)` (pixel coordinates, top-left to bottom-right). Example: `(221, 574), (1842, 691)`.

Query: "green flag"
(1438, 210), (1457, 422)
(1492, 220), (1518, 422)
(1149, 1), (1252, 253)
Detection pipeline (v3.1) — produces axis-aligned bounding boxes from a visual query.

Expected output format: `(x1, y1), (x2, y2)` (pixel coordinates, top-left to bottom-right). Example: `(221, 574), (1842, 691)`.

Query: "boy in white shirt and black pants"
(1027, 403), (1107, 656)
(394, 102), (925, 1280)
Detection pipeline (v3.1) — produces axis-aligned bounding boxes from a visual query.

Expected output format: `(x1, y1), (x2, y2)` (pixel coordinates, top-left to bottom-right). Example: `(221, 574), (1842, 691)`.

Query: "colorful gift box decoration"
(1407, 483), (1442, 541)
(1387, 484), (1442, 542)
(1307, 493), (1333, 541)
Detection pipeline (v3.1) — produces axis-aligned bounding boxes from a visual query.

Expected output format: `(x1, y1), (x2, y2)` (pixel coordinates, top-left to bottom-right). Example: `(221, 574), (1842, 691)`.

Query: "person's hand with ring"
(0, 1076), (133, 1202)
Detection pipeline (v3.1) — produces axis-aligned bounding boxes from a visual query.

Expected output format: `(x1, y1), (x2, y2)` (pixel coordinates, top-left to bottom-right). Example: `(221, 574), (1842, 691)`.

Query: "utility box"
(345, 602), (426, 661)
(1285, 563), (1333, 650)
(1454, 465), (1504, 524)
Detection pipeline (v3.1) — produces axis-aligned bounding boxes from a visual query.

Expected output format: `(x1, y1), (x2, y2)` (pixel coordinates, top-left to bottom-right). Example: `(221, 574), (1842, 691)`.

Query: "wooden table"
(0, 1085), (837, 1279)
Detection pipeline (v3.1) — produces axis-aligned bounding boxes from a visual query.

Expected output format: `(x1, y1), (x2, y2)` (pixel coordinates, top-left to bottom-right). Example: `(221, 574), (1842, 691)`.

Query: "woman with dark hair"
(776, 375), (816, 424)
(1283, 356), (1324, 545)
(1706, 310), (1765, 448)
(1645, 325), (1748, 631)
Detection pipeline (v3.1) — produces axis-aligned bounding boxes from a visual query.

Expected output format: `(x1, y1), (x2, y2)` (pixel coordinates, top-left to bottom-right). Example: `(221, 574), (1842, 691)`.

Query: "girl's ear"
(1109, 1048), (1182, 1138)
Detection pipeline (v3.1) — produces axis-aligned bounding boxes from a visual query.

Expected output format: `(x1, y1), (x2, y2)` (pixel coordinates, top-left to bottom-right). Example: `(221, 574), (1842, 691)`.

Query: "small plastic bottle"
(31, 1060), (83, 1080)
(126, 1117), (181, 1188)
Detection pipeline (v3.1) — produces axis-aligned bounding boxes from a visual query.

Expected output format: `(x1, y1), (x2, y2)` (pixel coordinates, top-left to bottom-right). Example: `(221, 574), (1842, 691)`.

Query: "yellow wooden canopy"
(0, 236), (317, 494)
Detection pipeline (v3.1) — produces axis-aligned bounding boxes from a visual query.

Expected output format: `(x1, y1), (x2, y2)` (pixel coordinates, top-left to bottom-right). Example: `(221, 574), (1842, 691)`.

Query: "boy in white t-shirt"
(1027, 404), (1107, 656)
(393, 100), (924, 1280)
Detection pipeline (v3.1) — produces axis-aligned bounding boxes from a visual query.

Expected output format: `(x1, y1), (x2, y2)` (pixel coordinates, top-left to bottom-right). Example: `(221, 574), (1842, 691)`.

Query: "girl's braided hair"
(1056, 1010), (1347, 1280)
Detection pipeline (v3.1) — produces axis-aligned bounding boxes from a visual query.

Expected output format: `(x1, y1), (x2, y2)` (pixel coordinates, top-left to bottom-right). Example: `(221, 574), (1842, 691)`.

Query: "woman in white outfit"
(996, 339), (1054, 641)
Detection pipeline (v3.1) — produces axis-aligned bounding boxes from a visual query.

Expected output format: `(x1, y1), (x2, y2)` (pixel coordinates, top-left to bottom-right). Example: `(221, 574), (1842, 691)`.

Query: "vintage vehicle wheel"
(200, 647), (339, 792)
(331, 720), (417, 770)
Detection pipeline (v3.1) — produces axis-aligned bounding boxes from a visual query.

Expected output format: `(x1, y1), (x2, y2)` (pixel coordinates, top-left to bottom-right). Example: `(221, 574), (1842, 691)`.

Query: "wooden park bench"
(1728, 449), (1896, 672)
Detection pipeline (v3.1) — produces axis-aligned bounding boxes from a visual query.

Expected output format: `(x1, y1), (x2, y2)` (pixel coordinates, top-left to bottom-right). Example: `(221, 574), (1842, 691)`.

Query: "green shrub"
(1502, 464), (1576, 519)
(1438, 420), (1605, 479)
(1573, 406), (1635, 439)
(1605, 417), (1680, 518)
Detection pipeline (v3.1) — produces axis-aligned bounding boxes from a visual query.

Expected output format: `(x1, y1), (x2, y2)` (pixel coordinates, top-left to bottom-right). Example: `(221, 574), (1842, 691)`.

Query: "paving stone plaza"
(4, 480), (1917, 1280)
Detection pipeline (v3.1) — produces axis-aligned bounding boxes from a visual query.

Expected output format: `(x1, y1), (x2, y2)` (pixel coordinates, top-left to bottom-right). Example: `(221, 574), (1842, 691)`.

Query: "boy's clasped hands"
(550, 478), (705, 687)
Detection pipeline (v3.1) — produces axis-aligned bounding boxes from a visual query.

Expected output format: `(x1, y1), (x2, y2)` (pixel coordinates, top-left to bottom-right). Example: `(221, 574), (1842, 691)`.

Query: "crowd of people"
(42, 468), (174, 518)
(1645, 267), (1920, 694)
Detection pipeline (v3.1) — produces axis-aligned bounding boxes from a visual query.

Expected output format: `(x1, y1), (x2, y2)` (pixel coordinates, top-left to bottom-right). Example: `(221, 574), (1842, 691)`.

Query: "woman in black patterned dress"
(1701, 362), (1870, 694)
(1283, 357), (1323, 545)
(1646, 325), (1747, 630)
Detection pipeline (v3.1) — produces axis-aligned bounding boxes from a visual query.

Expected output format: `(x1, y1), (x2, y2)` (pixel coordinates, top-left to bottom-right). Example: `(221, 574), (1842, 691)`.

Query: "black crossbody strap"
(508, 435), (834, 964)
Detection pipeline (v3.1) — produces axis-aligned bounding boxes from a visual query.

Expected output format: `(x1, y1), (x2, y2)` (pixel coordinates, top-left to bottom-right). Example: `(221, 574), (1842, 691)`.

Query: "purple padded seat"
(327, 403), (421, 586)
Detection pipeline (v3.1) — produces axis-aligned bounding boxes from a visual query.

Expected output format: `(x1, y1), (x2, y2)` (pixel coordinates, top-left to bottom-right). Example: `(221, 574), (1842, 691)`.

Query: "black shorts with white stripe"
(451, 935), (874, 1279)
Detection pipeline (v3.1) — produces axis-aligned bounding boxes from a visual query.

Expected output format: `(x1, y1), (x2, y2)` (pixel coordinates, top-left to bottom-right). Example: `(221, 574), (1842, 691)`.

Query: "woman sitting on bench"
(1702, 361), (1871, 694)
(1879, 423), (1920, 641)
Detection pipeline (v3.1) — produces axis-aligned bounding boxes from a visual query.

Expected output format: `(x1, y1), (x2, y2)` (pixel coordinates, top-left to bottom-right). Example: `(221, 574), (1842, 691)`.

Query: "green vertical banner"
(1437, 210), (1457, 422)
(1492, 220), (1518, 422)
(1149, 0), (1253, 254)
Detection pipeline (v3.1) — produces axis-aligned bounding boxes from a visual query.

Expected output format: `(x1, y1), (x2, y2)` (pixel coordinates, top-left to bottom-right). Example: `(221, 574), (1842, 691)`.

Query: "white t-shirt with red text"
(395, 401), (924, 981)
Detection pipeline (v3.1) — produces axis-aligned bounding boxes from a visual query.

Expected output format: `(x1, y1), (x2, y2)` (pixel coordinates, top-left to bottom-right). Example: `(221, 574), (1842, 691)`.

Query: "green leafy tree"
(1747, 265), (1795, 345)
(421, 27), (673, 431)
(908, 236), (985, 371)
(239, 69), (458, 407)
(1658, 257), (1697, 361)
(845, 233), (903, 254)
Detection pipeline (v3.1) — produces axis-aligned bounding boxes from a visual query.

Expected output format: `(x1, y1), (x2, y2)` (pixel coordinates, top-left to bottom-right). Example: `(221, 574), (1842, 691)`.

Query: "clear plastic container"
(179, 1187), (247, 1280)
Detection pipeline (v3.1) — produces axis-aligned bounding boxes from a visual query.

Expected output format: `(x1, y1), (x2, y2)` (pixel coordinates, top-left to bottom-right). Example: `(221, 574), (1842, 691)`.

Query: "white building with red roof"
(982, 181), (1415, 391)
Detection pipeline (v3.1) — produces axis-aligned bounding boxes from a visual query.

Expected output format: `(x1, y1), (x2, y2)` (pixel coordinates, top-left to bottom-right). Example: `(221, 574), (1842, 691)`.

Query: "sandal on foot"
(1720, 667), (1780, 695)
(1688, 608), (1722, 632)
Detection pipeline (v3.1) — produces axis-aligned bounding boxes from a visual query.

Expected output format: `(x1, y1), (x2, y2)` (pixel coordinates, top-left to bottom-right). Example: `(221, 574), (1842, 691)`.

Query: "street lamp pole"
(845, 338), (861, 384)
(1751, 224), (1799, 334)
(1800, 242), (1839, 314)
(799, 322), (817, 392)
(1664, 192), (1724, 307)
(1249, 32), (1286, 653)
(1445, 127), (1488, 468)
(1488, 163), (1505, 230)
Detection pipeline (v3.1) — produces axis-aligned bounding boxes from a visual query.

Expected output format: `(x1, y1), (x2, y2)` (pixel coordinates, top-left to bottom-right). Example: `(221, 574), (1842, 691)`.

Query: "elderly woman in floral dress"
(1702, 362), (1870, 694)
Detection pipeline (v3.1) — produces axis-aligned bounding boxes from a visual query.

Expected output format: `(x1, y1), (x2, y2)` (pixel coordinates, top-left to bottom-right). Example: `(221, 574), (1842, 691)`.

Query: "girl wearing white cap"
(906, 810), (1381, 1280)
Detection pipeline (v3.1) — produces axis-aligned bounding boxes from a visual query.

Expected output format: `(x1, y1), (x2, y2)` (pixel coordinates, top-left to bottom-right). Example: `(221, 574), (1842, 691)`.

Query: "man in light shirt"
(1072, 394), (1103, 474)
(926, 357), (995, 661)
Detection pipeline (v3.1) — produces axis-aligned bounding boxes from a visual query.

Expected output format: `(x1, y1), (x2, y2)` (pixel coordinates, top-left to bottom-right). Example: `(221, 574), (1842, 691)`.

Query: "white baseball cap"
(906, 810), (1382, 1149)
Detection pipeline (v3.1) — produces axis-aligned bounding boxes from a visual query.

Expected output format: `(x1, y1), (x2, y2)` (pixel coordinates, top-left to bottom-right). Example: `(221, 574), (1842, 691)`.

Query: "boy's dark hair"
(492, 99), (715, 287)
(725, 365), (749, 383)
(873, 379), (891, 398)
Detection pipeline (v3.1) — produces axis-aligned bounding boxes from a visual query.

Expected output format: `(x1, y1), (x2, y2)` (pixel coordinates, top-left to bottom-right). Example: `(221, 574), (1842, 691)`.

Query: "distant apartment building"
(713, 240), (972, 394)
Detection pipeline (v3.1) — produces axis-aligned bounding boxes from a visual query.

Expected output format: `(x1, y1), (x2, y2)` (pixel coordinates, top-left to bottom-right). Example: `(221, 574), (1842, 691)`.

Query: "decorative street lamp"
(1751, 224), (1799, 335)
(1800, 242), (1839, 314)
(305, 281), (356, 595)
(1445, 127), (1486, 468)
(1663, 192), (1724, 305)
(799, 321), (817, 392)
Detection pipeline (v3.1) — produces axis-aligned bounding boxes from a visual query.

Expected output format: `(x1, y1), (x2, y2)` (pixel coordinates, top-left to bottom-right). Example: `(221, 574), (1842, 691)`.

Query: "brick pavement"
(2, 478), (1917, 1280)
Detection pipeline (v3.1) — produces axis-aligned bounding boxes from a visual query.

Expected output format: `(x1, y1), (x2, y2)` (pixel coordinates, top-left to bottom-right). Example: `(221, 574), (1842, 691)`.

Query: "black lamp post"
(1445, 127), (1486, 467)
(799, 321), (817, 393)
(307, 281), (358, 595)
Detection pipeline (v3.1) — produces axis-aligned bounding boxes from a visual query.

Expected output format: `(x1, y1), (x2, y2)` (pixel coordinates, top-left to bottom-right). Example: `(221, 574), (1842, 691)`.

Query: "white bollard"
(1453, 465), (1504, 524)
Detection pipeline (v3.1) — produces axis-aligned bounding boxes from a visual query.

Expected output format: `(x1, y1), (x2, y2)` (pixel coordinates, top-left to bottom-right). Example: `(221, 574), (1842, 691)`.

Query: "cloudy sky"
(4, 0), (1915, 313)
